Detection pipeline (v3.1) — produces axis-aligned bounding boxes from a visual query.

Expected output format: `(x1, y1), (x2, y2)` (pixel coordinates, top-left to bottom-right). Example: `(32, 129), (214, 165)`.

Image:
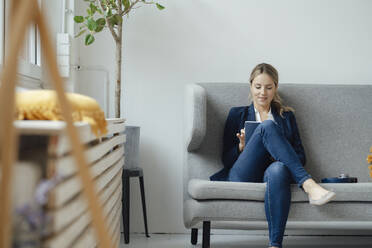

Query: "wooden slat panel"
(69, 225), (96, 248)
(13, 118), (126, 247)
(112, 205), (122, 248)
(114, 219), (121, 248)
(55, 124), (93, 156)
(106, 122), (125, 137)
(55, 121), (126, 156)
(111, 201), (122, 235)
(71, 192), (122, 248)
(50, 156), (123, 208)
(51, 168), (122, 232)
(54, 134), (125, 178)
(44, 183), (122, 248)
(14, 120), (126, 155)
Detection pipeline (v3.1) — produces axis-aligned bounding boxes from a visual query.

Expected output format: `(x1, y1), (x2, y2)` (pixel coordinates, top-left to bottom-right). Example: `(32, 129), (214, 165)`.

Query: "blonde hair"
(249, 63), (294, 117)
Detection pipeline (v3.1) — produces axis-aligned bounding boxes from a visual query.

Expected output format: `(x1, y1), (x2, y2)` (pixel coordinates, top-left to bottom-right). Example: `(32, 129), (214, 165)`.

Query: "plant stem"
(98, 0), (119, 42)
(115, 25), (122, 118)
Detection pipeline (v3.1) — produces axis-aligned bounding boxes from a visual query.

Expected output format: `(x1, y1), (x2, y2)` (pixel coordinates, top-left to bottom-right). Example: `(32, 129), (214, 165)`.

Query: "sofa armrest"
(184, 84), (206, 152)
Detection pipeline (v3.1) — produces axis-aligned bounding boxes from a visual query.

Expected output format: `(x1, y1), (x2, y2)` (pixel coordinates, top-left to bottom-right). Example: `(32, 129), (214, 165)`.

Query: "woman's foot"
(302, 178), (336, 205)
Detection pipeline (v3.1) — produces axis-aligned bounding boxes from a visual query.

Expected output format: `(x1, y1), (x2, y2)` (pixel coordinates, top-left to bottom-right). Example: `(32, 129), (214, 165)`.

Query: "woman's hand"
(236, 129), (245, 152)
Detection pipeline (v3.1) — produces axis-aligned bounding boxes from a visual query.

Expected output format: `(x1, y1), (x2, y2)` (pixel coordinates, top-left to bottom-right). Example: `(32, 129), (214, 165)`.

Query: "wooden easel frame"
(0, 1), (113, 247)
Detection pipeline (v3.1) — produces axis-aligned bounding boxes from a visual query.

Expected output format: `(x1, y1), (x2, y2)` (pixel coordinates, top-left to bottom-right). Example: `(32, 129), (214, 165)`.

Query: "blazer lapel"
(271, 105), (281, 125)
(247, 103), (256, 121)
(271, 105), (287, 136)
(239, 104), (255, 129)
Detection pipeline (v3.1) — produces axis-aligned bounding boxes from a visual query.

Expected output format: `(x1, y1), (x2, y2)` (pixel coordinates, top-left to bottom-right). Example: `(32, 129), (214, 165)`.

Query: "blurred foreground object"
(0, 0), (116, 247)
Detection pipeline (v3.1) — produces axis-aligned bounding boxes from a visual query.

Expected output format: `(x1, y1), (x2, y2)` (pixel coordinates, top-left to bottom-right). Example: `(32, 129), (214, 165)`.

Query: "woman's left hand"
(236, 129), (245, 152)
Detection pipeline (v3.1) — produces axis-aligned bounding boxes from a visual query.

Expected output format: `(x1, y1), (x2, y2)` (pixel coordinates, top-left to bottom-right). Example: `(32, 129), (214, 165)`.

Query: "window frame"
(2, 0), (42, 89)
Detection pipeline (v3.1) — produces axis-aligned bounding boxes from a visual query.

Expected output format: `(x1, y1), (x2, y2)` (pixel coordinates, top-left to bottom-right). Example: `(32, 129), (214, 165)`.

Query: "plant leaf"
(95, 18), (106, 32)
(115, 14), (123, 24)
(156, 3), (165, 10)
(85, 34), (95, 45)
(112, 0), (117, 7)
(75, 29), (87, 38)
(122, 0), (130, 11)
(95, 25), (104, 32)
(87, 18), (98, 31)
(74, 16), (84, 23)
(108, 16), (117, 26)
(109, 14), (122, 26)
(96, 18), (106, 26)
(105, 8), (113, 18)
(90, 3), (97, 15)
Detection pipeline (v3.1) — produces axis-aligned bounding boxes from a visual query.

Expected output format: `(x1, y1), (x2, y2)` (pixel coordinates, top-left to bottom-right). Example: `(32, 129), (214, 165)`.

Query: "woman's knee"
(261, 119), (276, 127)
(258, 120), (278, 133)
(264, 162), (290, 179)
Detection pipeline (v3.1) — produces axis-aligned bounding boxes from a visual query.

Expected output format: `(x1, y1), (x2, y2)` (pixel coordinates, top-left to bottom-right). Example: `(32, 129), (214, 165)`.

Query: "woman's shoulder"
(228, 106), (249, 116)
(283, 109), (295, 115)
(225, 106), (249, 122)
(280, 110), (296, 119)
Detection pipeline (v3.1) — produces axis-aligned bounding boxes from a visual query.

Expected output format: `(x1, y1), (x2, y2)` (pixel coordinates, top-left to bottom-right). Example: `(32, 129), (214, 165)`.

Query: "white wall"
(75, 0), (372, 234)
(42, 0), (77, 91)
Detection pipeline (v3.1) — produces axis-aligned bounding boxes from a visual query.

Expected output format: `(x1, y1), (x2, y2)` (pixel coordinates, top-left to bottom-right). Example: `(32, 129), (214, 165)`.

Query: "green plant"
(74, 0), (165, 118)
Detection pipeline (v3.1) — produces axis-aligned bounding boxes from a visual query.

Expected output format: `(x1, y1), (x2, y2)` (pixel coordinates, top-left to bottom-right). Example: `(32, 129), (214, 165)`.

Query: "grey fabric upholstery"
(184, 199), (372, 228)
(185, 84), (207, 152)
(183, 83), (372, 231)
(188, 179), (372, 202)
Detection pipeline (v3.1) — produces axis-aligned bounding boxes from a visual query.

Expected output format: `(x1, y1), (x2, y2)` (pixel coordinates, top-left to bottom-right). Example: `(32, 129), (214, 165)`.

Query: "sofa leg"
(202, 221), (210, 248)
(191, 228), (198, 245)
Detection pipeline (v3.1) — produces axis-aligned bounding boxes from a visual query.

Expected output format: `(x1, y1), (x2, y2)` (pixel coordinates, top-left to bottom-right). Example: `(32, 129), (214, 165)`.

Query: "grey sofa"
(183, 83), (372, 247)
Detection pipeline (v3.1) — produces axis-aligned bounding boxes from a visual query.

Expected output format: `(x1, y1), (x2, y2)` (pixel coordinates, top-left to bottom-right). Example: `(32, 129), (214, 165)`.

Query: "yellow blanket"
(16, 90), (107, 137)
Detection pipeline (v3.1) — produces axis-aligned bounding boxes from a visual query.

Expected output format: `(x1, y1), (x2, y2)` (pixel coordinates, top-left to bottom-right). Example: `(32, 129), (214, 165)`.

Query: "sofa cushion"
(188, 179), (372, 202)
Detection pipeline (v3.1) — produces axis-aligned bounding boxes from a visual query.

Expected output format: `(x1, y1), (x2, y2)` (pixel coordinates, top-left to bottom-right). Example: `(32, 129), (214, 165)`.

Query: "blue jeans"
(228, 120), (311, 248)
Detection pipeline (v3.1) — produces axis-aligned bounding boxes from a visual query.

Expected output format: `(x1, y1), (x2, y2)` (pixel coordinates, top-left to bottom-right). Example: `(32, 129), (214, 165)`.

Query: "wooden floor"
(120, 233), (372, 248)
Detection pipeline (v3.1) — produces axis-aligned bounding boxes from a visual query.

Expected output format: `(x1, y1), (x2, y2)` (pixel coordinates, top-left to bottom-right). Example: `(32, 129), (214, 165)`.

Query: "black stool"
(122, 167), (150, 244)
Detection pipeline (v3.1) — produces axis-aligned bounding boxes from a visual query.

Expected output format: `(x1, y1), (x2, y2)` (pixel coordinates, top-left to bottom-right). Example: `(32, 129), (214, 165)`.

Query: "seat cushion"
(188, 179), (372, 202)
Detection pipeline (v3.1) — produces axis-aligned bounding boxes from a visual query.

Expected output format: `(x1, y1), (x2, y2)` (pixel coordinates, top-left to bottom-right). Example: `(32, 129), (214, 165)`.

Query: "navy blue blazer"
(210, 103), (306, 181)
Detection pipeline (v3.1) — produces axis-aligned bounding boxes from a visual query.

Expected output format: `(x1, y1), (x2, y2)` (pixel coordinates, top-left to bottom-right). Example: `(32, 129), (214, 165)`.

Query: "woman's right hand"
(236, 129), (245, 152)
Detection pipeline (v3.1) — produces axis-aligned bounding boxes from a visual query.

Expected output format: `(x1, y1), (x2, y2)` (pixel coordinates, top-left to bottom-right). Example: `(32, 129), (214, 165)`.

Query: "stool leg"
(202, 221), (210, 248)
(122, 170), (130, 244)
(139, 175), (150, 237)
(191, 228), (198, 245)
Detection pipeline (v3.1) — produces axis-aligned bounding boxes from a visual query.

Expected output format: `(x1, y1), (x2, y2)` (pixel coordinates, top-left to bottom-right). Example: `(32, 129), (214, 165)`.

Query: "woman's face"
(250, 73), (277, 110)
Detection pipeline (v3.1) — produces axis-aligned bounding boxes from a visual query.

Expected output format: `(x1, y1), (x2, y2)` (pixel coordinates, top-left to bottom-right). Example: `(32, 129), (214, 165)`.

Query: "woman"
(210, 63), (336, 248)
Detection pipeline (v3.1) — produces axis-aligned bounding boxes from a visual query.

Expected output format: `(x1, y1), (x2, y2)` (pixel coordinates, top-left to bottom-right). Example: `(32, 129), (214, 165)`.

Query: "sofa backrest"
(185, 83), (372, 184)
